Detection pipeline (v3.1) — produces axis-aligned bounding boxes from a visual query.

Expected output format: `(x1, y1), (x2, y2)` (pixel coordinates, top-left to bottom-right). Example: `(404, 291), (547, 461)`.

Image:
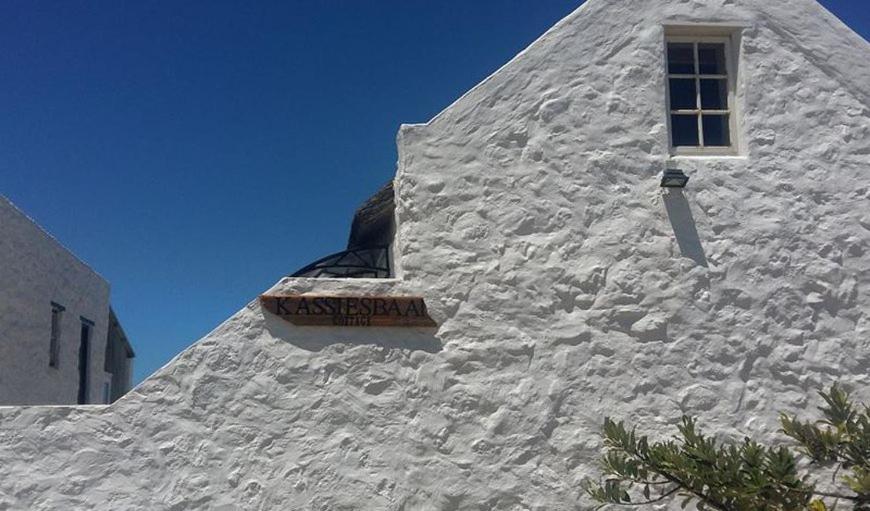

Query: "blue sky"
(2, 1), (867, 384)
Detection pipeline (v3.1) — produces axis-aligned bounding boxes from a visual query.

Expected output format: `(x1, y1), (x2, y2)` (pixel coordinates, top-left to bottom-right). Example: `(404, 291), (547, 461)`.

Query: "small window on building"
(78, 318), (93, 405)
(49, 302), (64, 368)
(666, 35), (737, 155)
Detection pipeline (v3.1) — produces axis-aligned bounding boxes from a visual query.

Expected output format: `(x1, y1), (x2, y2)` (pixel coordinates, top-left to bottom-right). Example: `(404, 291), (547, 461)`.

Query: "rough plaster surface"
(0, 196), (113, 406)
(1, 0), (869, 509)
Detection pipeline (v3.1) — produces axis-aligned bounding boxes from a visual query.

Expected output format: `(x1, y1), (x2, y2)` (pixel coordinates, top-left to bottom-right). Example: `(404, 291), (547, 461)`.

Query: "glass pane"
(669, 78), (697, 110)
(702, 114), (731, 146)
(671, 114), (700, 147)
(667, 43), (695, 74)
(698, 43), (726, 74)
(700, 79), (728, 109)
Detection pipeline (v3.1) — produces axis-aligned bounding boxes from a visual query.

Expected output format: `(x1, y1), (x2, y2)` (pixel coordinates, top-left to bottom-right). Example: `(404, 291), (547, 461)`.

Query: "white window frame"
(665, 34), (739, 156)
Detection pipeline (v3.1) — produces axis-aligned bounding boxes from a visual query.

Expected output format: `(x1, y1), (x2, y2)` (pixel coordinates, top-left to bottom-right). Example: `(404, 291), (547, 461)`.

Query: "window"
(78, 318), (93, 405)
(666, 36), (737, 154)
(49, 302), (64, 367)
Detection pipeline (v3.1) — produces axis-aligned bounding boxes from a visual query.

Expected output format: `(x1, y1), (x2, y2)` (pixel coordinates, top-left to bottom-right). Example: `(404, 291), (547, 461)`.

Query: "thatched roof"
(346, 181), (394, 250)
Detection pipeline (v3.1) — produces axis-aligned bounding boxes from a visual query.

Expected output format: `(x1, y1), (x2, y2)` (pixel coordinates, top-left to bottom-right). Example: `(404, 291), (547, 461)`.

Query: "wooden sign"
(260, 295), (436, 327)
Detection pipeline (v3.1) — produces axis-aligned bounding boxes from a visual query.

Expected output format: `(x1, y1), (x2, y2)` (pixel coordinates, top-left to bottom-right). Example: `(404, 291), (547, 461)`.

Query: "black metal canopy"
(290, 181), (395, 279)
(291, 246), (390, 279)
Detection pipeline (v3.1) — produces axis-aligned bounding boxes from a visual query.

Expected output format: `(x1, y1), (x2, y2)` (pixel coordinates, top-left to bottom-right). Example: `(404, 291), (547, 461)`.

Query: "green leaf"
(585, 384), (868, 510)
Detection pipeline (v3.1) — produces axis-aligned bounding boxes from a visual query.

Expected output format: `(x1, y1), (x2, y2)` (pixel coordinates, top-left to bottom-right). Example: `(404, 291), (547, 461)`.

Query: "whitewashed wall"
(0, 0), (868, 509)
(0, 196), (111, 406)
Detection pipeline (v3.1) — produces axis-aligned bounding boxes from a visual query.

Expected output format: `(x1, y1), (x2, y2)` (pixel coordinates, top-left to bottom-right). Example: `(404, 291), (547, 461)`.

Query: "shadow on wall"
(262, 310), (442, 353)
(664, 189), (708, 268)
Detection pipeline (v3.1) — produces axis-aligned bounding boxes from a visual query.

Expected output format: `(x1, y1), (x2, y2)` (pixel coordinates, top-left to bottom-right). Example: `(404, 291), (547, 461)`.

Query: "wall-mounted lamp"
(660, 169), (689, 188)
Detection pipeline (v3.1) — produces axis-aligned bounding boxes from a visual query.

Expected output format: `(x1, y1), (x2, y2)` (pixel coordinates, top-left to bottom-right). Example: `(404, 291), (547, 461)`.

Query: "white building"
(0, 195), (134, 406)
(0, 0), (868, 509)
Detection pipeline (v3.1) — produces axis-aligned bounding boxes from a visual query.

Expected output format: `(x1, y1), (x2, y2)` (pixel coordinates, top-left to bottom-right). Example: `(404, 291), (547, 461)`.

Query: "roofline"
(109, 307), (135, 358)
(0, 194), (111, 287)
(418, 0), (870, 129)
(424, 0), (597, 127)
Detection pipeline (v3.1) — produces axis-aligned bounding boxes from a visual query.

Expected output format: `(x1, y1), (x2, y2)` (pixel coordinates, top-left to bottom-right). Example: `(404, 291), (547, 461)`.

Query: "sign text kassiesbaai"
(260, 295), (436, 327)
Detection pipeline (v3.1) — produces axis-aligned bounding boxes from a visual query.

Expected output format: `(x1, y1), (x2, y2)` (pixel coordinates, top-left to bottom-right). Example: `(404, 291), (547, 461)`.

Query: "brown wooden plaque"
(260, 295), (436, 327)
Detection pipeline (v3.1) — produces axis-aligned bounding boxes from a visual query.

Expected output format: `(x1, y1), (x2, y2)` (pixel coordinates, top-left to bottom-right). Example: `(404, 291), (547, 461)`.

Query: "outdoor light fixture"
(660, 168), (689, 188)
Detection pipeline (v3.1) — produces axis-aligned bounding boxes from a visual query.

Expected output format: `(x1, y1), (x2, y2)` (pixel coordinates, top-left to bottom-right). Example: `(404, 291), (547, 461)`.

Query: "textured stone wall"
(0, 0), (868, 509)
(0, 196), (111, 406)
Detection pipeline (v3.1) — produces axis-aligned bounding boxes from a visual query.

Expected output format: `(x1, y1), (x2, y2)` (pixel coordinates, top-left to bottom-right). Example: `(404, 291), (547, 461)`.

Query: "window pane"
(702, 114), (731, 146)
(669, 78), (697, 110)
(700, 79), (728, 109)
(667, 43), (695, 74)
(698, 43), (726, 74)
(671, 114), (700, 146)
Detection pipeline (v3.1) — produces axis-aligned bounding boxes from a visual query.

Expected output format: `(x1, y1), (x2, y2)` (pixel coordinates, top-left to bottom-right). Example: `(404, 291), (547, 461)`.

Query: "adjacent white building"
(0, 195), (134, 406)
(0, 0), (867, 509)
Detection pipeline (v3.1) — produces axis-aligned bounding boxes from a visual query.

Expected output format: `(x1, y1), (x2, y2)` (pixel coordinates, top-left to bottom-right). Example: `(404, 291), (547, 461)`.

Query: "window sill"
(667, 154), (747, 161)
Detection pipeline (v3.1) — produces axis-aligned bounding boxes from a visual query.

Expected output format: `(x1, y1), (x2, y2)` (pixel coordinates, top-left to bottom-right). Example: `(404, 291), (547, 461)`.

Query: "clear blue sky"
(2, 1), (867, 384)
